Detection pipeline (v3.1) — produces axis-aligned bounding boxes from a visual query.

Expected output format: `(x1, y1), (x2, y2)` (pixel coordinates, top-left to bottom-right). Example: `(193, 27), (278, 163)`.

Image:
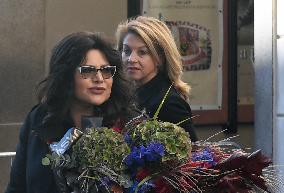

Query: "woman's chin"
(127, 74), (142, 82)
(90, 99), (107, 106)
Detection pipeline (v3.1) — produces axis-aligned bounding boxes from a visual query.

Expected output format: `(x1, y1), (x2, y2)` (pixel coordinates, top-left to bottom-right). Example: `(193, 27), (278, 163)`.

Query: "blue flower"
(98, 176), (110, 187)
(124, 133), (132, 145)
(127, 180), (139, 193)
(144, 142), (165, 162)
(124, 154), (134, 166)
(148, 142), (165, 156)
(139, 180), (155, 192)
(192, 147), (216, 166)
(125, 143), (165, 171)
(125, 146), (146, 168)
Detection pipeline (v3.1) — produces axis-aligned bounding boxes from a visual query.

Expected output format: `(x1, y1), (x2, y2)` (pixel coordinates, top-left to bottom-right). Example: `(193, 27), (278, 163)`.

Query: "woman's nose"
(91, 70), (104, 82)
(127, 51), (138, 63)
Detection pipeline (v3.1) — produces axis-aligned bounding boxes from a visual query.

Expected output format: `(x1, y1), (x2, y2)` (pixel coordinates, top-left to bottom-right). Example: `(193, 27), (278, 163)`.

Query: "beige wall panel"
(0, 1), (45, 189)
(1, 0), (127, 190)
(0, 0), (45, 123)
(45, 0), (127, 69)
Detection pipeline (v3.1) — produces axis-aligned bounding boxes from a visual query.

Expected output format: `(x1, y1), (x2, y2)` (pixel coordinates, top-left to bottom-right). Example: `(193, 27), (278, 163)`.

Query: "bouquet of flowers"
(42, 116), (280, 193)
(42, 87), (281, 193)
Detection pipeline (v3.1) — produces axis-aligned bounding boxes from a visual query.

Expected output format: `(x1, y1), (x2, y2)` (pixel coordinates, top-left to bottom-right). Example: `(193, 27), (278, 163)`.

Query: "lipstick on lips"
(88, 86), (105, 94)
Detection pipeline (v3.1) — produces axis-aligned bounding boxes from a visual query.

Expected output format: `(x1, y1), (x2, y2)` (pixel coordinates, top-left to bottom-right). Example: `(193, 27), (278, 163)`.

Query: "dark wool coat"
(136, 73), (198, 142)
(5, 105), (64, 193)
(5, 105), (126, 193)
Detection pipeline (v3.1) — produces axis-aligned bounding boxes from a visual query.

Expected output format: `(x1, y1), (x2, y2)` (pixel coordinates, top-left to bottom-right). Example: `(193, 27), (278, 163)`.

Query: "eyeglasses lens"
(79, 66), (116, 79)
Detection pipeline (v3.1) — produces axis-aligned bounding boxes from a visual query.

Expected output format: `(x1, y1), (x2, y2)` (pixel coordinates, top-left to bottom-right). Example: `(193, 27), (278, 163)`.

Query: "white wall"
(255, 0), (284, 191)
(254, 0), (274, 157)
(274, 0), (284, 167)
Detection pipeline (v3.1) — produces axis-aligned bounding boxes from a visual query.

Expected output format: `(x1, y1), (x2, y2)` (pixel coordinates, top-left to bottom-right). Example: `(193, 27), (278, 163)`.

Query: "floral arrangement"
(42, 117), (279, 193)
(42, 127), (132, 192)
(42, 86), (281, 193)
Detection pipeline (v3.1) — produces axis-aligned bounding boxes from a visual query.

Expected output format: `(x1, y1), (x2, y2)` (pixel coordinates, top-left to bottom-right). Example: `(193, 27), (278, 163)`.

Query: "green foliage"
(42, 152), (77, 169)
(41, 157), (50, 166)
(72, 127), (130, 173)
(42, 127), (132, 189)
(128, 119), (192, 163)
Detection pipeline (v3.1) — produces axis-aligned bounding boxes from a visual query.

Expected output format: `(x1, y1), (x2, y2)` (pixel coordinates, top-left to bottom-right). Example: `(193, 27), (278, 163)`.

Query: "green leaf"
(42, 157), (51, 166)
(178, 150), (188, 159)
(153, 84), (173, 120)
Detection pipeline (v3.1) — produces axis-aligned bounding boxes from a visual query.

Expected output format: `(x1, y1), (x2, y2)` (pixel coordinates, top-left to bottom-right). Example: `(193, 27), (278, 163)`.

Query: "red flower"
(180, 161), (212, 171)
(112, 119), (123, 133)
(154, 177), (174, 193)
(214, 150), (272, 192)
(136, 168), (150, 181)
(216, 174), (250, 193)
(112, 127), (122, 133)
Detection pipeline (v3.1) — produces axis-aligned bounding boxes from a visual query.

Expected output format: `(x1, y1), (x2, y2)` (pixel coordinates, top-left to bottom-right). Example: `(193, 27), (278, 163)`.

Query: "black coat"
(5, 105), (129, 193)
(136, 73), (198, 142)
(5, 105), (64, 193)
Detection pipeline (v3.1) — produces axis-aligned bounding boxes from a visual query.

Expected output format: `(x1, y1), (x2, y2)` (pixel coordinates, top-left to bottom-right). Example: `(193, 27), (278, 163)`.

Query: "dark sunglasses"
(77, 65), (116, 79)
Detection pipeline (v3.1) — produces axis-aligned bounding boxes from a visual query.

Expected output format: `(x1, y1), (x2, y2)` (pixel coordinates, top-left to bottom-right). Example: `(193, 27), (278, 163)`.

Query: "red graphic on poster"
(166, 21), (211, 71)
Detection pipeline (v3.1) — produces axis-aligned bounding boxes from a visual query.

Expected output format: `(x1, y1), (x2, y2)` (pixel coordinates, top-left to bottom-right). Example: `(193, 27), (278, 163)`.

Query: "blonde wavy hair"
(116, 16), (191, 101)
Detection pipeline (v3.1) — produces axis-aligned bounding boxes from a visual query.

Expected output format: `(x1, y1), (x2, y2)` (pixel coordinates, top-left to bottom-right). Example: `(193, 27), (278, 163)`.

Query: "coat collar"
(136, 73), (171, 108)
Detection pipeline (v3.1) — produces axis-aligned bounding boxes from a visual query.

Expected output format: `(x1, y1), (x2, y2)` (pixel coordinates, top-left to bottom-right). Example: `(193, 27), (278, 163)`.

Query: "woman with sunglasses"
(5, 32), (134, 193)
(116, 16), (198, 142)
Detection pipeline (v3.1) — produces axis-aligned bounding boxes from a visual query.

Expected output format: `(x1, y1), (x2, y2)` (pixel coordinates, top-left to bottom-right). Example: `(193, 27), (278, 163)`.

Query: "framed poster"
(142, 0), (228, 125)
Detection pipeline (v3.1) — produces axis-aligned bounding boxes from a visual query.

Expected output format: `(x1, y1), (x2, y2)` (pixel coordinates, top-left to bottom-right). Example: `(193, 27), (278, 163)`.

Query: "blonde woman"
(116, 16), (197, 141)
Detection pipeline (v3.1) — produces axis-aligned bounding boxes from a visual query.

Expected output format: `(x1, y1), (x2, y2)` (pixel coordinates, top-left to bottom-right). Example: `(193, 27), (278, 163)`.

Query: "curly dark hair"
(37, 32), (134, 133)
